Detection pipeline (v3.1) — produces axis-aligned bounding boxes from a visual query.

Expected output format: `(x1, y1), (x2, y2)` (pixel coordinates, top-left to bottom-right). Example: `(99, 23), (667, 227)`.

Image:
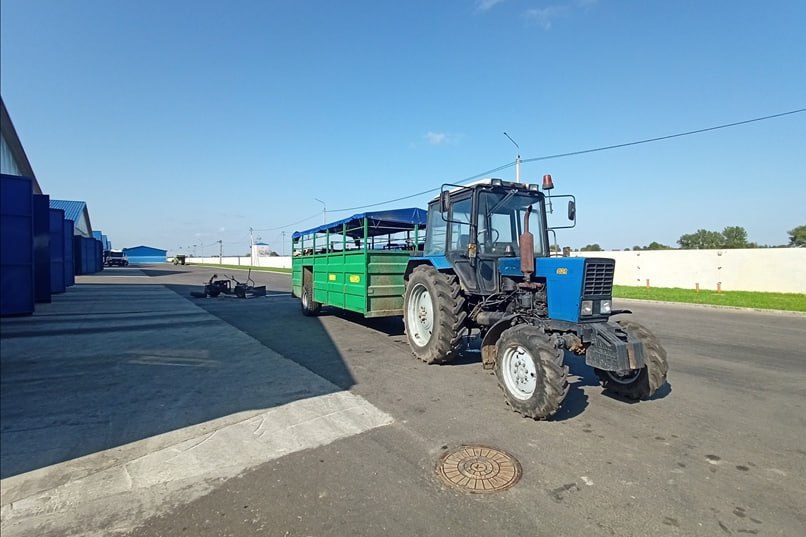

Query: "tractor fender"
(480, 315), (516, 370)
(404, 255), (453, 280)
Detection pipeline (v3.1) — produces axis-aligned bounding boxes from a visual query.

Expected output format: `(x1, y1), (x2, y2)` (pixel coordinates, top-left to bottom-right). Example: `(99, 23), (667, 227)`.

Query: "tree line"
(575, 224), (805, 252)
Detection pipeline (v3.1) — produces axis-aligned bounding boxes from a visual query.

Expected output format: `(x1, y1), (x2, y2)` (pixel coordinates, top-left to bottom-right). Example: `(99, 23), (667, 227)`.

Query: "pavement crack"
(122, 464), (134, 490)
(257, 405), (366, 440)
(181, 431), (218, 453)
(253, 415), (267, 436)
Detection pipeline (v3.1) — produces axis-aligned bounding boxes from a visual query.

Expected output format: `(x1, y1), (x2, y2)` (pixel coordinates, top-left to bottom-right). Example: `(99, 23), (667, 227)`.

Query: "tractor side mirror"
(567, 200), (576, 221)
(440, 191), (451, 213)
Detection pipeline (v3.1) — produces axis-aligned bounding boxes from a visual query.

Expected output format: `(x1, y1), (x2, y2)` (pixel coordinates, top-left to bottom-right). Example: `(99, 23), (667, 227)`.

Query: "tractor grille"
(583, 260), (615, 297)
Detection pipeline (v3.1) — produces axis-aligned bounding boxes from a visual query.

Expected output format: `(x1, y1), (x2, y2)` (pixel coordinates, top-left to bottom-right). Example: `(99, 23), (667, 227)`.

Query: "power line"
(257, 107), (805, 230)
(521, 108), (805, 164)
(252, 211), (322, 232)
(329, 160), (517, 212)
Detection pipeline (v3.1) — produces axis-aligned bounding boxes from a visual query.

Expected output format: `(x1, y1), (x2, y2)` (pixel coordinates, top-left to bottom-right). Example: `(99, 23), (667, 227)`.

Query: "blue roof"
(50, 200), (86, 222)
(292, 208), (427, 240)
(123, 245), (167, 254)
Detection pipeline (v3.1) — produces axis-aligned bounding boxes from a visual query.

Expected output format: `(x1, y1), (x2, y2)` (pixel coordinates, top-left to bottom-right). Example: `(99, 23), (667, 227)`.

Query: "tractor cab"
(420, 177), (574, 296)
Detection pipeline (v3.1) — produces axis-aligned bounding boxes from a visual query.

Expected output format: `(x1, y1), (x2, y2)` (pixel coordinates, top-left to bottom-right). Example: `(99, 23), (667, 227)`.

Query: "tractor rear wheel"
(595, 320), (668, 399)
(403, 265), (466, 364)
(495, 324), (569, 420)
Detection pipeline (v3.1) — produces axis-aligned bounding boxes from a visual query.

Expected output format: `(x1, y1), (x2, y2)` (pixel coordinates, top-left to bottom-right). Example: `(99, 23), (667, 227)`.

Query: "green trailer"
(291, 209), (427, 317)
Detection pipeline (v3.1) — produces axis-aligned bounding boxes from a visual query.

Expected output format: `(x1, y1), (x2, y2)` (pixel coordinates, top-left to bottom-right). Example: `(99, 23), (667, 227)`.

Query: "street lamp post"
(503, 132), (521, 183)
(217, 240), (223, 264)
(314, 198), (327, 224)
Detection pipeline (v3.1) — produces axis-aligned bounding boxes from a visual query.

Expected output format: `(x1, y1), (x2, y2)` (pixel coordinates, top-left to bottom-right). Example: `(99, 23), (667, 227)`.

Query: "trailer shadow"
(0, 277), (354, 479)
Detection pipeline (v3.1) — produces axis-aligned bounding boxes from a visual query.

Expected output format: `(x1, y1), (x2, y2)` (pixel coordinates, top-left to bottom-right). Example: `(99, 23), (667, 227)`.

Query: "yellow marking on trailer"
(556, 267), (568, 275)
(328, 274), (336, 281)
(349, 275), (361, 283)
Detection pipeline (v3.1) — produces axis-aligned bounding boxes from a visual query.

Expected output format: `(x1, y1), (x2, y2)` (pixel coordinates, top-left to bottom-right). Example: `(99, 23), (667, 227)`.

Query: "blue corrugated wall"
(49, 208), (66, 294)
(64, 220), (75, 287)
(73, 236), (102, 275)
(33, 194), (52, 303)
(1, 174), (35, 316)
(96, 240), (103, 272)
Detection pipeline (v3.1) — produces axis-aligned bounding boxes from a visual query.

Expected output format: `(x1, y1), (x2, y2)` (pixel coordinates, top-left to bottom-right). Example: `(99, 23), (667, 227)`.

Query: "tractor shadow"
(557, 354), (673, 419)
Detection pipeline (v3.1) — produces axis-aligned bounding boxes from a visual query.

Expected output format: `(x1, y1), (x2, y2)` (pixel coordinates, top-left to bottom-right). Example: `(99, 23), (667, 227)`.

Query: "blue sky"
(2, 0), (804, 254)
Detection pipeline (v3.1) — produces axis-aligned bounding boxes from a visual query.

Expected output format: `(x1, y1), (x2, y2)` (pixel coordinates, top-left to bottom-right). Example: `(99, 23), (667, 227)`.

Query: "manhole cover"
(436, 445), (521, 493)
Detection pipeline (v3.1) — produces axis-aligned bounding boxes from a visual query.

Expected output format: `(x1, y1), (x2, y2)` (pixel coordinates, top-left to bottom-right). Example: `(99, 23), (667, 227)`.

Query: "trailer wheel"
(595, 320), (668, 400)
(301, 278), (321, 316)
(495, 324), (569, 420)
(403, 265), (466, 364)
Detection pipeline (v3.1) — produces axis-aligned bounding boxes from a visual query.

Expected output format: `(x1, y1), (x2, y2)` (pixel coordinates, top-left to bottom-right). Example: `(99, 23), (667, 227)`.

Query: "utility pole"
(217, 240), (223, 264)
(249, 227), (254, 266)
(503, 132), (521, 183)
(314, 198), (327, 224)
(281, 231), (287, 256)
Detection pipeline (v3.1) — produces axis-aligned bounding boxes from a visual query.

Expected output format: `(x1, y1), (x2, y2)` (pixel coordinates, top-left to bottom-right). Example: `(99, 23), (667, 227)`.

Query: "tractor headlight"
(581, 300), (593, 316)
(600, 300), (612, 314)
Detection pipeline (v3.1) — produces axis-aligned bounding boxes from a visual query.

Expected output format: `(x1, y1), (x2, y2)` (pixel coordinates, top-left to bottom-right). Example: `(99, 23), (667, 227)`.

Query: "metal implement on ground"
(291, 177), (668, 420)
(191, 270), (266, 299)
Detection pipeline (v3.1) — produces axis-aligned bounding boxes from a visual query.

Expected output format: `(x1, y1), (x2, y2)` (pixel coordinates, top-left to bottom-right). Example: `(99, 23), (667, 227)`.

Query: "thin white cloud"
(476, 0), (507, 11)
(425, 131), (450, 145)
(525, 5), (570, 30)
(524, 0), (597, 30)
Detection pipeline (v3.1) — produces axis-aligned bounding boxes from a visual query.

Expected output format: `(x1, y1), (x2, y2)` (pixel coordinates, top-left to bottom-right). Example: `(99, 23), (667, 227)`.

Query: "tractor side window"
(489, 212), (515, 252)
(478, 192), (517, 254)
(424, 202), (447, 255)
(448, 197), (472, 253)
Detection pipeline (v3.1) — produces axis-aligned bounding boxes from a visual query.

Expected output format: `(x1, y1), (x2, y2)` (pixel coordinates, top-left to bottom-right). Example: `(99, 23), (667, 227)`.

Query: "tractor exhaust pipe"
(520, 205), (535, 282)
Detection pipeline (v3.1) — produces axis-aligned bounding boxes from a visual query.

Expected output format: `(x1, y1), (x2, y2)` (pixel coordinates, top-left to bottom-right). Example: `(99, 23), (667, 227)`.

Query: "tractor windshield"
(477, 191), (546, 257)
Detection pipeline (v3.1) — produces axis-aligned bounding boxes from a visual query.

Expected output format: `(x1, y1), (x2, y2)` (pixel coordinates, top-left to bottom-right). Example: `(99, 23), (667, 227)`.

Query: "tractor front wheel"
(495, 324), (569, 420)
(595, 320), (668, 399)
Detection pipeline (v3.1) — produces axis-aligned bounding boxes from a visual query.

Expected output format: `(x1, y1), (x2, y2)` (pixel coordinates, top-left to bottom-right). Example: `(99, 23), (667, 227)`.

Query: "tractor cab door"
(424, 193), (481, 293)
(475, 192), (519, 294)
(442, 194), (480, 293)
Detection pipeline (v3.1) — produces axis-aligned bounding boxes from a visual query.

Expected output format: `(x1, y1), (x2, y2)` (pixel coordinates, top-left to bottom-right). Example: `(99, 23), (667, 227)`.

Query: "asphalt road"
(122, 266), (806, 537)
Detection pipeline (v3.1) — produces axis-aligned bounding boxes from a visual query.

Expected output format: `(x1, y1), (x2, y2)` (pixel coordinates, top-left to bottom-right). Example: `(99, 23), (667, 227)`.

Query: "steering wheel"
(479, 227), (500, 245)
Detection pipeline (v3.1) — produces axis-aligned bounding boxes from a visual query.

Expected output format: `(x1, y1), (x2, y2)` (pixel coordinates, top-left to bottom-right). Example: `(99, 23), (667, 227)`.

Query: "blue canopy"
(292, 208), (427, 240)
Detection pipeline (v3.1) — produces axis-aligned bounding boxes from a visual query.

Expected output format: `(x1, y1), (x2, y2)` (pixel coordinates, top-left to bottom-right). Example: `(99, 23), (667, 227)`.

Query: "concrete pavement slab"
(1, 270), (392, 537)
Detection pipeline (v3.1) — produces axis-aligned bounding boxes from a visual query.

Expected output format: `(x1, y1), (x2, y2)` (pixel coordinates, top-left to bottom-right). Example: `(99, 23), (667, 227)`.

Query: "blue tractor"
(402, 176), (668, 419)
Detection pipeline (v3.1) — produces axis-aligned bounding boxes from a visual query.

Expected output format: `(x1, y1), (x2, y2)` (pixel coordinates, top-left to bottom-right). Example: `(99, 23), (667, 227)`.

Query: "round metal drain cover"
(437, 445), (521, 493)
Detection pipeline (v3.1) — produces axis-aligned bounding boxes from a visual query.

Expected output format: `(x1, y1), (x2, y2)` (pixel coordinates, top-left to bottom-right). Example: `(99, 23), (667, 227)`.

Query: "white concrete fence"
(183, 255), (292, 270)
(181, 248), (806, 294)
(572, 248), (805, 294)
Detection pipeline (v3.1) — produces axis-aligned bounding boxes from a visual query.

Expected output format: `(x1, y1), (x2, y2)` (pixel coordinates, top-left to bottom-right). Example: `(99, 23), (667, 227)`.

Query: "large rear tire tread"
(403, 265), (467, 364)
(495, 324), (569, 420)
(595, 320), (668, 400)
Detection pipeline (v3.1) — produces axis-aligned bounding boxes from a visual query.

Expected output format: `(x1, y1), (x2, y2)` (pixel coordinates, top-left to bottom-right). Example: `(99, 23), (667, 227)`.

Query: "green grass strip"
(613, 285), (805, 312)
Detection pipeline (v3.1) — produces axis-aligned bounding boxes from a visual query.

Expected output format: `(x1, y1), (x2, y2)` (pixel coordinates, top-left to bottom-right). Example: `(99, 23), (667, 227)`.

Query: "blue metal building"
(124, 245), (167, 264)
(1, 97), (43, 315)
(1, 96), (107, 315)
(49, 199), (101, 276)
